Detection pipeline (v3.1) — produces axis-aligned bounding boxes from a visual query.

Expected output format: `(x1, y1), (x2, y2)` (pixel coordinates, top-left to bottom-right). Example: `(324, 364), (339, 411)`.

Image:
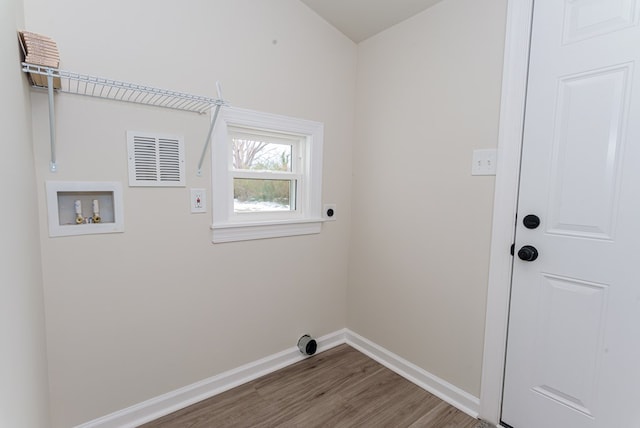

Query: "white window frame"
(211, 107), (324, 243)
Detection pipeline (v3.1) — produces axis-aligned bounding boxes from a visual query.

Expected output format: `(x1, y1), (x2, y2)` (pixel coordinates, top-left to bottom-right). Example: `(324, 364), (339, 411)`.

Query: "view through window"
(230, 130), (301, 214)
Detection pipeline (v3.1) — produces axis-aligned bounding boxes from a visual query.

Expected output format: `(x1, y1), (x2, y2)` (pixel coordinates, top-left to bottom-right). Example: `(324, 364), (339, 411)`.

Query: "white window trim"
(211, 106), (324, 243)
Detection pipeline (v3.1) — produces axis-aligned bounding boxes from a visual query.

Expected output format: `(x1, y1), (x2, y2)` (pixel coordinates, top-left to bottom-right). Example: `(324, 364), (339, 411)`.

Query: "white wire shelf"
(23, 63), (225, 113)
(22, 62), (227, 173)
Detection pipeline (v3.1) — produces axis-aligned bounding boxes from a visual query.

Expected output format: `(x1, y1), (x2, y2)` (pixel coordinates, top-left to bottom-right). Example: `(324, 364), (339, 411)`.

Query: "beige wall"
(24, 1), (356, 426)
(15, 0), (509, 424)
(349, 0), (506, 397)
(0, 0), (51, 426)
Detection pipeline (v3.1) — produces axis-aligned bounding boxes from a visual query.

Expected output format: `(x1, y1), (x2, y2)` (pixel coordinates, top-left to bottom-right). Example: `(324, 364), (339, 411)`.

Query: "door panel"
(502, 0), (640, 427)
(531, 274), (609, 418)
(563, 0), (638, 44)
(547, 64), (630, 239)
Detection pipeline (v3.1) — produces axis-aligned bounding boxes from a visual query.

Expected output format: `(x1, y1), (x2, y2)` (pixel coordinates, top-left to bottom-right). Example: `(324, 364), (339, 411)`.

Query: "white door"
(502, 1), (640, 427)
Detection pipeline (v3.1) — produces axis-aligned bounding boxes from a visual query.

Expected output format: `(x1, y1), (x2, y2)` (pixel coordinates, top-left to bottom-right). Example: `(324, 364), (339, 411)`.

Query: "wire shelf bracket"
(22, 62), (228, 173)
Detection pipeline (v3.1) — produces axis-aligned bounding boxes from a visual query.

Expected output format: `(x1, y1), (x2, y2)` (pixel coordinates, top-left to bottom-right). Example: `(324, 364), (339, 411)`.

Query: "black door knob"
(523, 214), (541, 229)
(517, 245), (538, 261)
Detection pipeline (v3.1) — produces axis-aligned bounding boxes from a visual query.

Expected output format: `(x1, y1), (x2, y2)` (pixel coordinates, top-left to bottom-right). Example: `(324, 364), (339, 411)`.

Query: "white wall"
(349, 0), (507, 397)
(0, 0), (51, 426)
(23, 1), (356, 426)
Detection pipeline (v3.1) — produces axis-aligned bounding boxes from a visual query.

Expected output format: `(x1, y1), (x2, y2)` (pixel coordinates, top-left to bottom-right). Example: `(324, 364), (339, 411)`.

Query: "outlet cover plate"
(323, 204), (337, 221)
(190, 188), (206, 213)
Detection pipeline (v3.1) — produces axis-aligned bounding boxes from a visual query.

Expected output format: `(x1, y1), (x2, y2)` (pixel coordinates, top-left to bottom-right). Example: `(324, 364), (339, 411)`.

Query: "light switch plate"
(472, 149), (497, 176)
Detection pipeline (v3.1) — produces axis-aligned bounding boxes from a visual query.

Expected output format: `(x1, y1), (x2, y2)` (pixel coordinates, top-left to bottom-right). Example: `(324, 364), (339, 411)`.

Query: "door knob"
(523, 214), (541, 229)
(517, 245), (538, 261)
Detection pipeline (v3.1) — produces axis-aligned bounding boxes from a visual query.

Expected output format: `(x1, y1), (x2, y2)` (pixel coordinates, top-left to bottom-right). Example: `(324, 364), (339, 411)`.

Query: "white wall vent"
(127, 131), (185, 187)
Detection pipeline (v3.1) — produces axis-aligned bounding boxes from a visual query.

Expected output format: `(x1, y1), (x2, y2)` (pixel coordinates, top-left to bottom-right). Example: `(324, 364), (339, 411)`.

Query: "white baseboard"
(345, 330), (480, 418)
(75, 330), (348, 428)
(76, 328), (479, 427)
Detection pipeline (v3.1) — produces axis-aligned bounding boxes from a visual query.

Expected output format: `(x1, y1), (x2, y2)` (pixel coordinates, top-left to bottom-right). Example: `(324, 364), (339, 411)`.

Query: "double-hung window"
(211, 107), (324, 242)
(230, 128), (301, 217)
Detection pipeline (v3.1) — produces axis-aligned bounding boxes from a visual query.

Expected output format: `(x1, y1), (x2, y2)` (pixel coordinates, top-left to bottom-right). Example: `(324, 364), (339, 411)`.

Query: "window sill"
(211, 218), (324, 243)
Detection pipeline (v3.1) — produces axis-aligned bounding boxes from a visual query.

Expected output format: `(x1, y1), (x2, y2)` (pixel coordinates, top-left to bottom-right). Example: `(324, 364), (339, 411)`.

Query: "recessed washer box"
(46, 181), (124, 237)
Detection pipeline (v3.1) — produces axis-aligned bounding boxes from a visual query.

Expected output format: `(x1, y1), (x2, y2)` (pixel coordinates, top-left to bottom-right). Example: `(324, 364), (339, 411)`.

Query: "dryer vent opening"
(297, 335), (317, 356)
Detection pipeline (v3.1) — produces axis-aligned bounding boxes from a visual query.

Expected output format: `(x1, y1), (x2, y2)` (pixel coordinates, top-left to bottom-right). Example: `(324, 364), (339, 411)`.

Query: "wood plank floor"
(141, 344), (479, 428)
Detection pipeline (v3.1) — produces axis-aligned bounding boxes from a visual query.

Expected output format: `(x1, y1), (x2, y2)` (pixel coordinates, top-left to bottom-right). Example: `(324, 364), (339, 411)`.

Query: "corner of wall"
(0, 0), (50, 426)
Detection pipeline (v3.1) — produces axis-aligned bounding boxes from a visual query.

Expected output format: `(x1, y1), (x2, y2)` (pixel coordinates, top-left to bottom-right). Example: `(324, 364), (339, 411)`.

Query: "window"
(230, 128), (299, 215)
(211, 107), (324, 243)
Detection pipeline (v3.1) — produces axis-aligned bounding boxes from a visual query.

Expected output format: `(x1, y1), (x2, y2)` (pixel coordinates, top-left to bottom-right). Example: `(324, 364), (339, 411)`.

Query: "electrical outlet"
(323, 204), (336, 221)
(190, 188), (206, 213)
(471, 149), (497, 176)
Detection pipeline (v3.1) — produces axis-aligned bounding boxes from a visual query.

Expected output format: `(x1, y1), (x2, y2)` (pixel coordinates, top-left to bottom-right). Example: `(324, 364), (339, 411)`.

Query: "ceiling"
(300, 0), (444, 43)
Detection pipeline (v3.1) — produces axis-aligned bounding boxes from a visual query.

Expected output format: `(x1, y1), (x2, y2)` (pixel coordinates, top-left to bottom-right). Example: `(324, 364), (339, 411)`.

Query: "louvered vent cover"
(127, 131), (185, 187)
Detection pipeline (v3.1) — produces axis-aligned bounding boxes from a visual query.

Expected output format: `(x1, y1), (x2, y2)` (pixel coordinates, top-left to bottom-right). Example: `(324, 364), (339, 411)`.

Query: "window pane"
(234, 179), (295, 212)
(232, 139), (293, 172)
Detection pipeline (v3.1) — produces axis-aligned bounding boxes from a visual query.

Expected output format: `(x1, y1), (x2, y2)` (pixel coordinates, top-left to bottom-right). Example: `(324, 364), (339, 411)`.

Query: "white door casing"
(501, 1), (640, 427)
(479, 0), (534, 422)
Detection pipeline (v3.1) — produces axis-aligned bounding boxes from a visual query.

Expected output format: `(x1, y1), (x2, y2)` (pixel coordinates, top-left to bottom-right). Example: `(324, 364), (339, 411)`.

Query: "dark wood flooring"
(141, 344), (479, 428)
